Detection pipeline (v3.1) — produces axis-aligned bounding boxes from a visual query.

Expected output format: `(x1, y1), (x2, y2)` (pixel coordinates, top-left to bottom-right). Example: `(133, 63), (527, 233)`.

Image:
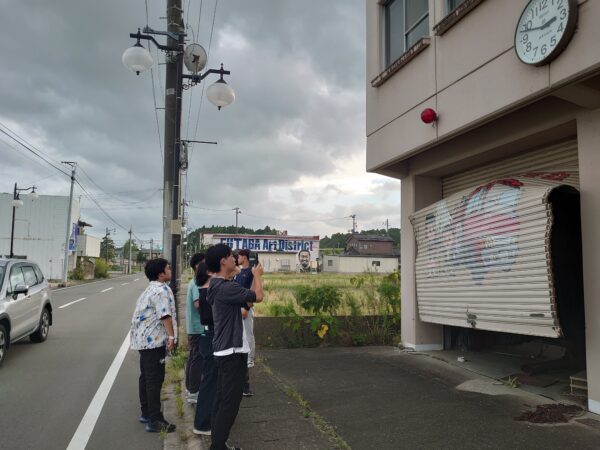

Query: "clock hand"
(519, 16), (558, 33)
(540, 16), (557, 29)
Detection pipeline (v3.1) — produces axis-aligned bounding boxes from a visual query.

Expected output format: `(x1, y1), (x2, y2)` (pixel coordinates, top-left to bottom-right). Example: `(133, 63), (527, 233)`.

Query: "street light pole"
(9, 183), (38, 258)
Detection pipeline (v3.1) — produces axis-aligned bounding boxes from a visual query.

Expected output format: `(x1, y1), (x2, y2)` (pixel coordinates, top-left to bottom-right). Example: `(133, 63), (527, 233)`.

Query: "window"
(447, 0), (467, 12)
(328, 260), (333, 267)
(372, 261), (381, 267)
(33, 264), (44, 283)
(22, 266), (38, 286)
(9, 266), (25, 293)
(383, 0), (429, 67)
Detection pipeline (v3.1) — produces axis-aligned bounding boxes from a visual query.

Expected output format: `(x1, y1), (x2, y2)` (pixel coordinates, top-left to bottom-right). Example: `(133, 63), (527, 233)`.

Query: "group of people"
(129, 243), (263, 450)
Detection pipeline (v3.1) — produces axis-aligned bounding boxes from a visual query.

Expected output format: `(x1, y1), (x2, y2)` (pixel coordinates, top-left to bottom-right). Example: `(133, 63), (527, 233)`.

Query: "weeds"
(175, 395), (185, 418)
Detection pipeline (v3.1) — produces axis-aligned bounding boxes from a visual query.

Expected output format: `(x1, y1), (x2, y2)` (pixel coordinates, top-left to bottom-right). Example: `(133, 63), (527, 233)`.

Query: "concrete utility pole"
(61, 162), (77, 285)
(162, 0), (184, 295)
(149, 238), (153, 260)
(350, 214), (357, 234)
(128, 226), (133, 274)
(234, 207), (241, 234)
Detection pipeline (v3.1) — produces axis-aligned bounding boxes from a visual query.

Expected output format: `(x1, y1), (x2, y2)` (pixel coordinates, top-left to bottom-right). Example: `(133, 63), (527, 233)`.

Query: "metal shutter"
(410, 141), (580, 338)
(442, 140), (578, 197)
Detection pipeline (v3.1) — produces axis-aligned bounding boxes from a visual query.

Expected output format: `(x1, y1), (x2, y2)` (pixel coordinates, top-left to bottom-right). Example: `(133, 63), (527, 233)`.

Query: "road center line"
(59, 297), (87, 309)
(66, 333), (131, 450)
(133, 278), (140, 282)
(101, 287), (113, 293)
(121, 282), (129, 286)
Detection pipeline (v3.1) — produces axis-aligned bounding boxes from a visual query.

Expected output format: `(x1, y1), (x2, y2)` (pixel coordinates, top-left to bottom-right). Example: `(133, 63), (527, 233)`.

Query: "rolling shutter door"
(410, 140), (579, 338)
(443, 140), (578, 196)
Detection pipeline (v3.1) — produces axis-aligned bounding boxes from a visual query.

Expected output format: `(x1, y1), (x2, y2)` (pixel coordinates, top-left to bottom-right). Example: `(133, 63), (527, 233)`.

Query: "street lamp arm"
(182, 68), (231, 83)
(142, 26), (184, 42)
(129, 31), (177, 52)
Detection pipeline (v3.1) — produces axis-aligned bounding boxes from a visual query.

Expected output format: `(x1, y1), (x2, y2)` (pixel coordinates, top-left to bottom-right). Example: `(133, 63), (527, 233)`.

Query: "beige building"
(367, 0), (600, 413)
(322, 254), (399, 274)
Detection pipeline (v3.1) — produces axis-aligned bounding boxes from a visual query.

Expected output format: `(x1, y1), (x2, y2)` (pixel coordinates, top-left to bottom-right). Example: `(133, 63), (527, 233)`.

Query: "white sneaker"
(193, 428), (211, 435)
(186, 392), (198, 404)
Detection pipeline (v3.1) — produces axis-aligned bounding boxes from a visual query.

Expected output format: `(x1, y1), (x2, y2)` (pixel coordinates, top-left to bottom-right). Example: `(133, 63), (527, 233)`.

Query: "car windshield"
(0, 266), (5, 288)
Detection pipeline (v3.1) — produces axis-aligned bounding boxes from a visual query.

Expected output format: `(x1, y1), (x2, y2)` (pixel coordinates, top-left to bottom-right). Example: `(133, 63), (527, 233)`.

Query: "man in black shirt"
(205, 244), (263, 450)
(234, 249), (255, 397)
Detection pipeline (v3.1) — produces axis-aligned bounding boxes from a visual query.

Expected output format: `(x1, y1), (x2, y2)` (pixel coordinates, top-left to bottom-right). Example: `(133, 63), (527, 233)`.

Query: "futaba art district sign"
(204, 234), (320, 253)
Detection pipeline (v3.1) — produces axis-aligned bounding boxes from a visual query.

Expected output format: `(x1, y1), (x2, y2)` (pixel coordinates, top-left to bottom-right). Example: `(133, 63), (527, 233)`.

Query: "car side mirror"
(12, 283), (29, 299)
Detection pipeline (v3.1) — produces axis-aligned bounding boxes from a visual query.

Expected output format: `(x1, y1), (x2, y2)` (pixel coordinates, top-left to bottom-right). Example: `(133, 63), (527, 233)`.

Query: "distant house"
(321, 234), (399, 274)
(345, 234), (395, 256)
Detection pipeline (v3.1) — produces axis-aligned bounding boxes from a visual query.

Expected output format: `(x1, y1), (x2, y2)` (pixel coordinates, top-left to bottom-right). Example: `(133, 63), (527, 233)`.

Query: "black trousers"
(210, 352), (247, 450)
(194, 334), (217, 431)
(186, 334), (204, 393)
(138, 346), (166, 421)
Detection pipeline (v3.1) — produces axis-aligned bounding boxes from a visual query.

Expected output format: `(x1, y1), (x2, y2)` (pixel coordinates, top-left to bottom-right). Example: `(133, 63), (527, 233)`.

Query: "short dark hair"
(189, 252), (205, 269)
(145, 258), (170, 281)
(194, 261), (210, 287)
(205, 243), (231, 273)
(238, 249), (250, 258)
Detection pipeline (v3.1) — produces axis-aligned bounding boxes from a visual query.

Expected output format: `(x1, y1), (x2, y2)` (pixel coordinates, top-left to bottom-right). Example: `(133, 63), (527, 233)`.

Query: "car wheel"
(30, 308), (50, 343)
(0, 323), (7, 367)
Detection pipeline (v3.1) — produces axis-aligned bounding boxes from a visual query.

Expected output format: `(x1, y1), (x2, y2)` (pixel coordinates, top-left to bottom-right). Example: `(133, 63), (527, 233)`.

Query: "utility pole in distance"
(61, 162), (77, 286)
(350, 214), (357, 234)
(149, 238), (153, 260)
(128, 226), (133, 274)
(234, 207), (241, 234)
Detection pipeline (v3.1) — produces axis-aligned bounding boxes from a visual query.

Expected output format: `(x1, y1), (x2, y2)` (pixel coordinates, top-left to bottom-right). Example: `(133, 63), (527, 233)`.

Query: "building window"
(383, 0), (429, 67)
(328, 260), (333, 267)
(372, 261), (381, 267)
(447, 0), (467, 12)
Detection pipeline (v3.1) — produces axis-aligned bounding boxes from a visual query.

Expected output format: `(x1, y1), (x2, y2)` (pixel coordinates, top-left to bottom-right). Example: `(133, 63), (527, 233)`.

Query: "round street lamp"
(207, 78), (236, 110)
(122, 35), (154, 75)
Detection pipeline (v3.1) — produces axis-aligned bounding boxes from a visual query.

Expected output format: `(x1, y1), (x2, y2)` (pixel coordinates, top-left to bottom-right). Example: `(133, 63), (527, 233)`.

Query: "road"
(0, 274), (165, 450)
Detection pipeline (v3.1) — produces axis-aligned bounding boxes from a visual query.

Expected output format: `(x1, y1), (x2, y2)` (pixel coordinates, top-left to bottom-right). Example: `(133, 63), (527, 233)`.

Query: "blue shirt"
(186, 279), (204, 334)
(234, 267), (253, 289)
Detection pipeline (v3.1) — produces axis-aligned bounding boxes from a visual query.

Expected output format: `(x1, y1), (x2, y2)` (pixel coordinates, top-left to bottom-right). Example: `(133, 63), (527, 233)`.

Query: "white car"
(0, 259), (53, 367)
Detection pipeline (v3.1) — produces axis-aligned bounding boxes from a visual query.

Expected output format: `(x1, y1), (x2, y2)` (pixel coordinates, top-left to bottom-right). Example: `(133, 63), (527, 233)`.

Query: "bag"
(198, 287), (214, 326)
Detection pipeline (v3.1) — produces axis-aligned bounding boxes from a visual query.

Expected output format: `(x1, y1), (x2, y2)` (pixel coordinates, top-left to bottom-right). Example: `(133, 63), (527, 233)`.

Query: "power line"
(0, 123), (70, 177)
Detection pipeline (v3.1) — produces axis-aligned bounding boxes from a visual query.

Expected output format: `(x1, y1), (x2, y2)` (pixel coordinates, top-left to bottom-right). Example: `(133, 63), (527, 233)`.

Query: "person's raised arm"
(251, 262), (264, 302)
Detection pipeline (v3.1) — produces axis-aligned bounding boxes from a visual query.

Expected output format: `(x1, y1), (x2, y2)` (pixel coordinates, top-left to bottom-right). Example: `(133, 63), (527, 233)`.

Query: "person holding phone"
(234, 249), (256, 397)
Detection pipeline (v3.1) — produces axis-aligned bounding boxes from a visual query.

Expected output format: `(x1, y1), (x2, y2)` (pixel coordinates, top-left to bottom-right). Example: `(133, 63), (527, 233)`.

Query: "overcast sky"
(0, 0), (400, 248)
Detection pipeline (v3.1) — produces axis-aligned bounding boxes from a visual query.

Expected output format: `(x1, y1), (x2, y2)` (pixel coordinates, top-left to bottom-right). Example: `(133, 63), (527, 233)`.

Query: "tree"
(123, 239), (139, 260)
(136, 251), (147, 264)
(101, 235), (116, 261)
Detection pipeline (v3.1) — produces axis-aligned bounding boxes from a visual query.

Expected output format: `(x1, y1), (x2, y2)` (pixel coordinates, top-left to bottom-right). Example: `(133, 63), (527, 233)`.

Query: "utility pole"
(128, 226), (133, 274)
(149, 238), (153, 260)
(162, 0), (184, 295)
(386, 218), (389, 233)
(350, 214), (357, 234)
(234, 207), (241, 234)
(61, 162), (77, 286)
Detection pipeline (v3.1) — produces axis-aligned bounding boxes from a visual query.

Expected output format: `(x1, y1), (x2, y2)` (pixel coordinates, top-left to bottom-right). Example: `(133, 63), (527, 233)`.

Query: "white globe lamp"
(122, 43), (154, 75)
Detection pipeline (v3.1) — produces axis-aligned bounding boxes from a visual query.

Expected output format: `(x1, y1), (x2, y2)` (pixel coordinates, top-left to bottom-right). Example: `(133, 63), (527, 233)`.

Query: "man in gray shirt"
(205, 244), (263, 450)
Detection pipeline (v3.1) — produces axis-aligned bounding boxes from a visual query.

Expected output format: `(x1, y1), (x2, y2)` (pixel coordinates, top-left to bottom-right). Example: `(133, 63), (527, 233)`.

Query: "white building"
(322, 254), (399, 274)
(0, 193), (80, 279)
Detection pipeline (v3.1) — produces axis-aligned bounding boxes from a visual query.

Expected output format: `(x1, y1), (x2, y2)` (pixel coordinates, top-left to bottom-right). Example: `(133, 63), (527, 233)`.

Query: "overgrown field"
(254, 271), (400, 318)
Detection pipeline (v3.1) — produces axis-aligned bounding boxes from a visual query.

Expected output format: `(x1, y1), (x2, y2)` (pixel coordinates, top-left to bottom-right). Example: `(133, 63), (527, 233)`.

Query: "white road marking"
(133, 278), (140, 282)
(66, 333), (130, 450)
(101, 287), (113, 293)
(59, 297), (87, 309)
(121, 282), (129, 286)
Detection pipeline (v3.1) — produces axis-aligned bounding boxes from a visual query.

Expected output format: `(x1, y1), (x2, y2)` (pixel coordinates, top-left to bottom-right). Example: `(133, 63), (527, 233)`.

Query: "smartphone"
(250, 251), (259, 267)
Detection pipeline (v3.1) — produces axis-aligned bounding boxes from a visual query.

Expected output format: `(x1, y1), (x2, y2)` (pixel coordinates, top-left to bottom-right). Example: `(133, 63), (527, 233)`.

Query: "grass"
(254, 272), (391, 317)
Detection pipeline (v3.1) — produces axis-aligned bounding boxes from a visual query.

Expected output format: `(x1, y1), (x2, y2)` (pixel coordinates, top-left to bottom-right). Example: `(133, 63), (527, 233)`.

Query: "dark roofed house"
(345, 234), (394, 256)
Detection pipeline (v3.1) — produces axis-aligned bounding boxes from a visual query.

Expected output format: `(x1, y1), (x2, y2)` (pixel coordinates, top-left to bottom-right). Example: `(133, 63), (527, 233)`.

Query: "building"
(202, 233), (320, 272)
(366, 0), (600, 413)
(345, 234), (395, 255)
(0, 193), (80, 279)
(322, 254), (398, 274)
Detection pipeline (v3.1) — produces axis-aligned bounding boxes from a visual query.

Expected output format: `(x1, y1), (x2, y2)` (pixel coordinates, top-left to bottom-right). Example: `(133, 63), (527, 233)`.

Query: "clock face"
(515, 0), (578, 66)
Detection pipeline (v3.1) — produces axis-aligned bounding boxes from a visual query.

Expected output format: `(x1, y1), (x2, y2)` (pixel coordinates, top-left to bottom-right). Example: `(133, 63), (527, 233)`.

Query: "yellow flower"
(317, 324), (329, 339)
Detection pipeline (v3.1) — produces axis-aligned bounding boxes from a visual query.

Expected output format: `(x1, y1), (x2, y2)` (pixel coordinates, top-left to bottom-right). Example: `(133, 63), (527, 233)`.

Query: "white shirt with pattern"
(130, 281), (177, 350)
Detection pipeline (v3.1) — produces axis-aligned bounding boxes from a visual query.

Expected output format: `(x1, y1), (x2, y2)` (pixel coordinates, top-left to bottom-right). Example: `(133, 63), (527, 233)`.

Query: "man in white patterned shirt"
(130, 258), (178, 433)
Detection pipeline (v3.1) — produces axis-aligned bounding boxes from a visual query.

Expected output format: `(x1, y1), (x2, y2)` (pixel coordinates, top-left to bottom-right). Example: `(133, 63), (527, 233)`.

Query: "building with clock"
(367, 0), (600, 414)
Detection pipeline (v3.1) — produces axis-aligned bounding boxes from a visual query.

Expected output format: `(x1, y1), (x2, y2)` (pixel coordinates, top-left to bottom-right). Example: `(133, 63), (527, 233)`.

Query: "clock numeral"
(526, 42), (532, 52)
(557, 0), (564, 8)
(533, 46), (539, 57)
(558, 21), (564, 32)
(522, 34), (529, 44)
(560, 8), (567, 19)
(541, 44), (548, 56)
(551, 36), (557, 47)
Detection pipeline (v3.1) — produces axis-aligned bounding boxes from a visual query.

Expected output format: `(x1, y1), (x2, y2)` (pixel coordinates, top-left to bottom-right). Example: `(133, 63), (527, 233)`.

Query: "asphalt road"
(0, 274), (164, 450)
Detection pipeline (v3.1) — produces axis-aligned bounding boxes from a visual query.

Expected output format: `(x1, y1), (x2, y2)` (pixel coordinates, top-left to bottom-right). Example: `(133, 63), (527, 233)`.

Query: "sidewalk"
(165, 346), (600, 450)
